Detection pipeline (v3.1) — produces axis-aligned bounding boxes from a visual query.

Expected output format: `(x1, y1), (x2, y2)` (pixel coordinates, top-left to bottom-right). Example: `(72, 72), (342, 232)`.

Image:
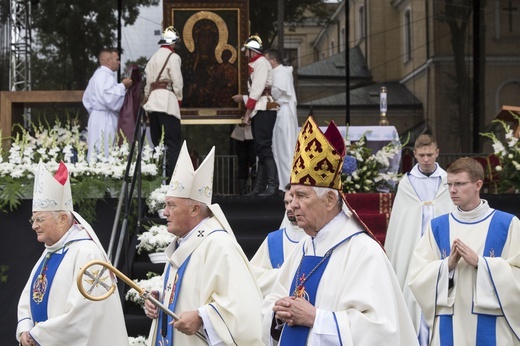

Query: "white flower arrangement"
(341, 133), (403, 193)
(0, 118), (165, 217)
(125, 272), (163, 306)
(136, 224), (174, 254)
(128, 335), (148, 346)
(146, 184), (169, 215)
(480, 112), (520, 193)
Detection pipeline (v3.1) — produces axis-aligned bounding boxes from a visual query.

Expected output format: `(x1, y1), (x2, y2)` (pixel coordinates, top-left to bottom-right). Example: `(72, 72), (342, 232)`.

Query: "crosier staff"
(77, 259), (208, 344)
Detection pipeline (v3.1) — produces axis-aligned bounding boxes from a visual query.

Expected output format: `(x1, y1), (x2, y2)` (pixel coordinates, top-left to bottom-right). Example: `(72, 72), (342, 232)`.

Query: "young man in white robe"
(16, 162), (128, 345)
(250, 184), (306, 297)
(144, 141), (264, 346)
(264, 49), (299, 191)
(408, 157), (520, 345)
(261, 116), (418, 345)
(83, 48), (132, 162)
(385, 134), (454, 345)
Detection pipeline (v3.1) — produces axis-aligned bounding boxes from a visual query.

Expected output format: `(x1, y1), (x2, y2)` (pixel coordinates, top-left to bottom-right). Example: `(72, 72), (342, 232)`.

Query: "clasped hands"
(144, 291), (202, 336)
(273, 296), (316, 328)
(448, 238), (479, 271)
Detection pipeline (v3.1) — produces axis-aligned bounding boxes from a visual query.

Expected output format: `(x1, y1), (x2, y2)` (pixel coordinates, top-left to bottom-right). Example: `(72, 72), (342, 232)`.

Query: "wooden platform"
(0, 90), (84, 147)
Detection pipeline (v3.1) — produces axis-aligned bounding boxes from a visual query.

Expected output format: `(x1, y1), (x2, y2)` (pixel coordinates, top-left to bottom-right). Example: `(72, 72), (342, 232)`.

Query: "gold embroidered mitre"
(291, 117), (345, 190)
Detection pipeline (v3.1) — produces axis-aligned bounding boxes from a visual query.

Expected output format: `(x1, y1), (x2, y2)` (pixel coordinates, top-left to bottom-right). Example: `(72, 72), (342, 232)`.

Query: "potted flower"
(125, 272), (163, 307)
(341, 133), (403, 193)
(128, 336), (148, 346)
(136, 224), (174, 263)
(146, 184), (169, 218)
(480, 112), (520, 193)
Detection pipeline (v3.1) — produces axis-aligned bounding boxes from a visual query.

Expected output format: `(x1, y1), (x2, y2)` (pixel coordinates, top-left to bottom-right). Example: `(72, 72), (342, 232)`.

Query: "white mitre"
(33, 161), (73, 212)
(166, 141), (234, 235)
(32, 161), (110, 261)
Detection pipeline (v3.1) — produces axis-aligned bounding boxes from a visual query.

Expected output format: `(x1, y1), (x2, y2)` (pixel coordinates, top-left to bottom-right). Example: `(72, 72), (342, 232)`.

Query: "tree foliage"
(1, 0), (330, 90)
(29, 0), (158, 89)
(250, 0), (331, 48)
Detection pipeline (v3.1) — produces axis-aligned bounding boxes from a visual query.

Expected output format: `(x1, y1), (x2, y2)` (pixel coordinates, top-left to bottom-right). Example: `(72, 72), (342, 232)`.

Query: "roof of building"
(298, 47), (371, 80)
(299, 81), (422, 108)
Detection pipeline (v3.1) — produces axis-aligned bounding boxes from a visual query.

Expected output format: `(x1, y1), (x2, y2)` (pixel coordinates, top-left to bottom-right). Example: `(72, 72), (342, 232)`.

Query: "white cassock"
(250, 222), (306, 297)
(17, 225), (128, 345)
(408, 200), (520, 345)
(148, 216), (263, 346)
(83, 65), (127, 161)
(384, 163), (454, 338)
(262, 209), (418, 346)
(271, 64), (298, 190)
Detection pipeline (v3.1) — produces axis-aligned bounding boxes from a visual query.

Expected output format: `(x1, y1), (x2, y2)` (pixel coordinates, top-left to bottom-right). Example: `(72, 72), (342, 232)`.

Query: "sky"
(121, 3), (162, 70)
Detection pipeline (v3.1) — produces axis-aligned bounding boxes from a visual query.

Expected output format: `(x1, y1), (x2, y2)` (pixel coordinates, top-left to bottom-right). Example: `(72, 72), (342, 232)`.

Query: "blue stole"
(279, 234), (358, 345)
(268, 229), (285, 268)
(156, 254), (192, 345)
(30, 249), (69, 323)
(431, 210), (512, 346)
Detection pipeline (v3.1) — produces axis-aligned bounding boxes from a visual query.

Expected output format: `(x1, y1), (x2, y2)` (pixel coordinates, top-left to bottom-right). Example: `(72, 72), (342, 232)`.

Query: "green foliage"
(0, 176), (30, 212)
(250, 0), (332, 47)
(30, 0), (159, 89)
(0, 265), (8, 284)
(124, 56), (149, 74)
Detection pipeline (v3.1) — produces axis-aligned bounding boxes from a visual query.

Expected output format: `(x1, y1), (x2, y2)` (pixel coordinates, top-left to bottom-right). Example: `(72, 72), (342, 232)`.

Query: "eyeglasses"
(29, 216), (48, 225)
(444, 181), (474, 188)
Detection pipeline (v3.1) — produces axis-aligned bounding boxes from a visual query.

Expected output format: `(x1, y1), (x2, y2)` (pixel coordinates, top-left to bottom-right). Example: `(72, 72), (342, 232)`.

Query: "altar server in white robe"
(16, 161), (128, 346)
(250, 184), (305, 297)
(408, 157), (520, 345)
(385, 134), (454, 345)
(83, 48), (132, 162)
(262, 116), (418, 346)
(144, 141), (263, 346)
(264, 49), (299, 191)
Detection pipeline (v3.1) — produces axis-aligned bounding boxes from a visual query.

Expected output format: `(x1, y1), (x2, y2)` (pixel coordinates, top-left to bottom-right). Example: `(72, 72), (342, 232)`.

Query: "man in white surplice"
(385, 134), (454, 345)
(264, 48), (298, 191)
(262, 116), (418, 346)
(144, 141), (263, 346)
(408, 157), (520, 345)
(83, 48), (132, 162)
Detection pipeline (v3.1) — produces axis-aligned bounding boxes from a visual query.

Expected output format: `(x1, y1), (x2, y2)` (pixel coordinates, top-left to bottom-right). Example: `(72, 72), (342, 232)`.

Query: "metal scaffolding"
(9, 0), (32, 92)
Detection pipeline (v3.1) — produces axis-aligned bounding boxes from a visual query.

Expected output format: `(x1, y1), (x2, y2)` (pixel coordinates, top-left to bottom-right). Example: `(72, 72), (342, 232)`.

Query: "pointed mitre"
(166, 141), (214, 204)
(33, 161), (73, 212)
(165, 141), (234, 235)
(290, 116), (346, 190)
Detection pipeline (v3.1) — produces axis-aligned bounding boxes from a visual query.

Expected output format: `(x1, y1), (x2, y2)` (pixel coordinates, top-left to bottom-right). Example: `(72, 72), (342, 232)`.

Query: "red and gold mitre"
(291, 117), (345, 189)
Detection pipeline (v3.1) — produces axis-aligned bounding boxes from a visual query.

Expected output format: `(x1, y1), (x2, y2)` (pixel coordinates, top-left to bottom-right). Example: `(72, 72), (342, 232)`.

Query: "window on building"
(341, 27), (346, 52)
(330, 40), (335, 56)
(404, 9), (412, 62)
(357, 6), (366, 43)
(284, 48), (299, 69)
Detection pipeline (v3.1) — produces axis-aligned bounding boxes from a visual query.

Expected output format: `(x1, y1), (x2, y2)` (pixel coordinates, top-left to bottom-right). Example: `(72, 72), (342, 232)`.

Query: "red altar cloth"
(344, 193), (395, 245)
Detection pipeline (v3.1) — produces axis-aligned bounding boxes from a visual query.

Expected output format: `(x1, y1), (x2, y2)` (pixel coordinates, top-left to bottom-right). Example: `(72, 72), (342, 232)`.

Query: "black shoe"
(258, 186), (278, 197)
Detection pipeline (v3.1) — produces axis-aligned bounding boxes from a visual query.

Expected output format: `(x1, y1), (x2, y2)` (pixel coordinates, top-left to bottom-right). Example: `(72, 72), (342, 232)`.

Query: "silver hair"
(52, 210), (74, 224)
(312, 187), (343, 207)
(186, 199), (213, 218)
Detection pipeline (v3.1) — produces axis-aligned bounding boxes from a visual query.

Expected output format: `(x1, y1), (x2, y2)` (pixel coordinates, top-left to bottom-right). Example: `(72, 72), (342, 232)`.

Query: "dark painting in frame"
(163, 0), (249, 124)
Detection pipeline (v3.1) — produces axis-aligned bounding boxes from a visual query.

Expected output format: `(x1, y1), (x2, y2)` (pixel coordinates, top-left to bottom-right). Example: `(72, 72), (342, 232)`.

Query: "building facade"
(279, 0), (520, 153)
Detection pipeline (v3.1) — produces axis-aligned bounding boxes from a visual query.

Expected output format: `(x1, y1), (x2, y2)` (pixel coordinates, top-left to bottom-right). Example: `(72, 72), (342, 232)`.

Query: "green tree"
(250, 0), (332, 47)
(30, 0), (158, 90)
